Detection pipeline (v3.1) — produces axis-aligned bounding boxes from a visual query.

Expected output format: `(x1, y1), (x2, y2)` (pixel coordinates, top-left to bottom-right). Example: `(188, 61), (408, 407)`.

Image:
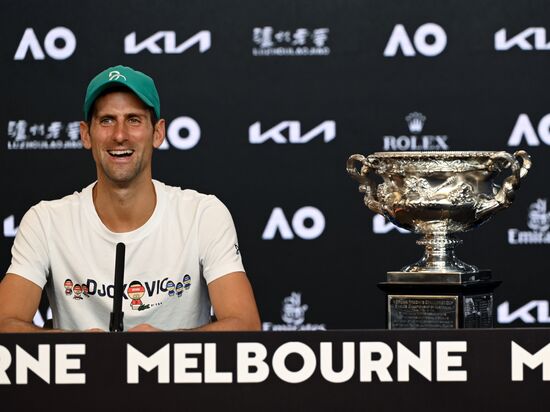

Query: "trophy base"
(377, 271), (501, 329)
(387, 269), (492, 284)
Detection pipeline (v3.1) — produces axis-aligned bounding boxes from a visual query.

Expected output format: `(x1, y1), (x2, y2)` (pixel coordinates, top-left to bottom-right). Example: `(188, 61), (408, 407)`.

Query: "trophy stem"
(401, 232), (479, 273)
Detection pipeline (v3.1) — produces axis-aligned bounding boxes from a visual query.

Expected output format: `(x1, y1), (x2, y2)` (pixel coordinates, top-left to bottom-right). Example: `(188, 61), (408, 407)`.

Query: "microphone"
(109, 242), (125, 332)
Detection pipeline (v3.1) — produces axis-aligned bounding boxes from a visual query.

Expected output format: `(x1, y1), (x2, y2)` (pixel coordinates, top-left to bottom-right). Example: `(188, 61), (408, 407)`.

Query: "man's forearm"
(0, 317), (62, 333)
(190, 316), (261, 332)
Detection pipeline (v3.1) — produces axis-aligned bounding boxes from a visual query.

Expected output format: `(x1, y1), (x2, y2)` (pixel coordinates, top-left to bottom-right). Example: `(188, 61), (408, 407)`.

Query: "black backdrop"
(1, 0), (549, 329)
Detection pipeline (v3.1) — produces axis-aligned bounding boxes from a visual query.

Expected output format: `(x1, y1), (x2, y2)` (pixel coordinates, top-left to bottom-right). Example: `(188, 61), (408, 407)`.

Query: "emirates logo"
(281, 292), (308, 326)
(528, 199), (550, 233)
(508, 198), (550, 244)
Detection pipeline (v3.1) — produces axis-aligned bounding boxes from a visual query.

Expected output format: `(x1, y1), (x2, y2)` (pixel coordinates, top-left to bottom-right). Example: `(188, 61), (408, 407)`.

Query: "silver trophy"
(347, 151), (531, 328)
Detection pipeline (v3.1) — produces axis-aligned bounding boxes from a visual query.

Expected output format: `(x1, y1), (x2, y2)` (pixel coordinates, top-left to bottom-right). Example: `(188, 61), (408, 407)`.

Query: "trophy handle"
(346, 154), (384, 214)
(475, 150), (532, 220)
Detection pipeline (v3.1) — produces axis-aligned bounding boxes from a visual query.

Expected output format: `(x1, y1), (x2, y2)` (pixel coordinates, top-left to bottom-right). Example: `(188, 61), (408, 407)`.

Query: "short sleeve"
(6, 204), (51, 288)
(197, 196), (245, 284)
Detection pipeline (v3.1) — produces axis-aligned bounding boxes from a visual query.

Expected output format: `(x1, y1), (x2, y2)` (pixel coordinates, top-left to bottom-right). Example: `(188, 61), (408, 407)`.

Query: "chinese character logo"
(252, 27), (330, 57)
(7, 120), (82, 150)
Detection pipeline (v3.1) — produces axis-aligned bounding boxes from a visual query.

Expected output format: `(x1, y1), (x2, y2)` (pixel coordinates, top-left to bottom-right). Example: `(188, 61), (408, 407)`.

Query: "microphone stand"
(109, 242), (125, 332)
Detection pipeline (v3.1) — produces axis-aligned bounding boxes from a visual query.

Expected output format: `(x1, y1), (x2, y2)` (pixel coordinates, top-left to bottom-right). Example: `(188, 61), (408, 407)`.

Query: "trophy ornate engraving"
(347, 151), (531, 329)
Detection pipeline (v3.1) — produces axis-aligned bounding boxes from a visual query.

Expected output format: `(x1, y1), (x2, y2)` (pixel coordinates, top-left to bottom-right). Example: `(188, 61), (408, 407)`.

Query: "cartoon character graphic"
(176, 282), (184, 297)
(64, 279), (73, 296)
(73, 284), (83, 300)
(82, 284), (89, 297)
(183, 275), (191, 291)
(166, 280), (175, 297)
(128, 281), (146, 310)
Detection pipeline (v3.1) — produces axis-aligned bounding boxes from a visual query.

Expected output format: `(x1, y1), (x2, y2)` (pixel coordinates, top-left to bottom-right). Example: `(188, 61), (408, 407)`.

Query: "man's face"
(128, 285), (145, 300)
(80, 91), (165, 186)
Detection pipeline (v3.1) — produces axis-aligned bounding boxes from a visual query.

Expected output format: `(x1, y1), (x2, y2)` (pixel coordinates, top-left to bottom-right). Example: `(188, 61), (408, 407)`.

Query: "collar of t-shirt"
(82, 179), (167, 243)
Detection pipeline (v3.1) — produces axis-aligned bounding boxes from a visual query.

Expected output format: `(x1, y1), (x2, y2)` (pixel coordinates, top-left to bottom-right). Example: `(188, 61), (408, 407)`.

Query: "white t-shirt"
(7, 180), (245, 331)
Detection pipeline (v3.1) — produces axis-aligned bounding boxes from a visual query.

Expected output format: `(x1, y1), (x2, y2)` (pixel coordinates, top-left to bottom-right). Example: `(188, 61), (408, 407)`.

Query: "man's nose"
(112, 121), (127, 143)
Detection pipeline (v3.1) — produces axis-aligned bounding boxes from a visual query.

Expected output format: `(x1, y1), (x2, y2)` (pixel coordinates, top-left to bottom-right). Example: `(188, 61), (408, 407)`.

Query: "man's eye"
(100, 118), (113, 125)
(129, 117), (141, 124)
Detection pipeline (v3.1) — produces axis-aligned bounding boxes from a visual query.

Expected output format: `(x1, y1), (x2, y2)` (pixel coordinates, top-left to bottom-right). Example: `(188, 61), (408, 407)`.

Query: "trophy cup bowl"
(347, 151), (531, 274)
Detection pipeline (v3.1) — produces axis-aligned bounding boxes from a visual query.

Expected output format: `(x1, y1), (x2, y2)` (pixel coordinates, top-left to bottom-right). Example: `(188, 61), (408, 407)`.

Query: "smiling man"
(0, 65), (261, 332)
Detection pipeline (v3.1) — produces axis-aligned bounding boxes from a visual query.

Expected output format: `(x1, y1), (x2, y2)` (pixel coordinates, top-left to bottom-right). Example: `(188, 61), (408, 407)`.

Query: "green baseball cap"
(83, 65), (160, 120)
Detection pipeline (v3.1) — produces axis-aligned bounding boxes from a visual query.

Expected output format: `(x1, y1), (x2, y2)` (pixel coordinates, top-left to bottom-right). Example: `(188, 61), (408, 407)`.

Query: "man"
(0, 65), (261, 332)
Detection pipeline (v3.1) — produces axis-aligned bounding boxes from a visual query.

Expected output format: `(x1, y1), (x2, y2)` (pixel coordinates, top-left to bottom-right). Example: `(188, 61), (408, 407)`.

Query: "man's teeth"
(108, 150), (134, 157)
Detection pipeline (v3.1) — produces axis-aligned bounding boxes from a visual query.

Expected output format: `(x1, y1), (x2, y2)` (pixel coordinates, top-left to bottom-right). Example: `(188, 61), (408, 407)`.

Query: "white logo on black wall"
(158, 117), (201, 150)
(3, 215), (18, 238)
(508, 199), (550, 245)
(508, 114), (550, 146)
(7, 120), (82, 150)
(252, 27), (330, 56)
(6, 118), (200, 151)
(249, 121), (335, 144)
(495, 28), (550, 51)
(33, 307), (52, 328)
(125, 31), (211, 54)
(14, 27), (76, 60)
(383, 112), (449, 151)
(384, 23), (447, 57)
(262, 207), (325, 240)
(372, 215), (409, 234)
(498, 300), (550, 324)
(262, 292), (326, 331)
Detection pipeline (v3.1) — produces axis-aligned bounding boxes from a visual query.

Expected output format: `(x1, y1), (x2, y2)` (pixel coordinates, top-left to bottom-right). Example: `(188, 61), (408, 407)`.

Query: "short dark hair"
(86, 86), (159, 125)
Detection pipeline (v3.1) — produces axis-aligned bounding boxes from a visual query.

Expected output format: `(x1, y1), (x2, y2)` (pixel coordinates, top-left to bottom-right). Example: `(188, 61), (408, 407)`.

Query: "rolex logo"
(405, 112), (426, 133)
(383, 111), (448, 151)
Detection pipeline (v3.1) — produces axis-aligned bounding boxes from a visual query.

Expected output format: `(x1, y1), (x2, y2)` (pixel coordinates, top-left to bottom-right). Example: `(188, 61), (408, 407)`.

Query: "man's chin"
(102, 172), (140, 187)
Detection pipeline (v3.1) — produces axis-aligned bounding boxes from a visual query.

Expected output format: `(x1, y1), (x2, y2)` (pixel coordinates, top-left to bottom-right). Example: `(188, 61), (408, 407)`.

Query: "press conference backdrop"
(1, 0), (549, 330)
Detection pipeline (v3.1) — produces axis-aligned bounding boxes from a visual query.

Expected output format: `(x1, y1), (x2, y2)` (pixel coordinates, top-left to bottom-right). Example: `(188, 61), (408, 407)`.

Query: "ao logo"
(507, 114), (550, 146)
(262, 207), (325, 240)
(14, 27), (76, 60)
(158, 117), (201, 150)
(384, 23), (447, 57)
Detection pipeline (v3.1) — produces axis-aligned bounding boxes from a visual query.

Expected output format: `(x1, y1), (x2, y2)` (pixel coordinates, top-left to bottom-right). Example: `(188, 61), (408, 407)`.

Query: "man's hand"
(127, 323), (162, 332)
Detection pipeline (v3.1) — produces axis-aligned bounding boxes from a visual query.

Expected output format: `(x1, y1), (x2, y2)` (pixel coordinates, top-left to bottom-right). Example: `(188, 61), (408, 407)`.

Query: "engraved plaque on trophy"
(347, 151), (531, 329)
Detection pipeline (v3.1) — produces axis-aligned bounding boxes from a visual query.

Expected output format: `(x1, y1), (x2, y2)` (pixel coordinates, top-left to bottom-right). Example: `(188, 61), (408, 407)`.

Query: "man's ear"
(153, 119), (166, 149)
(80, 121), (92, 149)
